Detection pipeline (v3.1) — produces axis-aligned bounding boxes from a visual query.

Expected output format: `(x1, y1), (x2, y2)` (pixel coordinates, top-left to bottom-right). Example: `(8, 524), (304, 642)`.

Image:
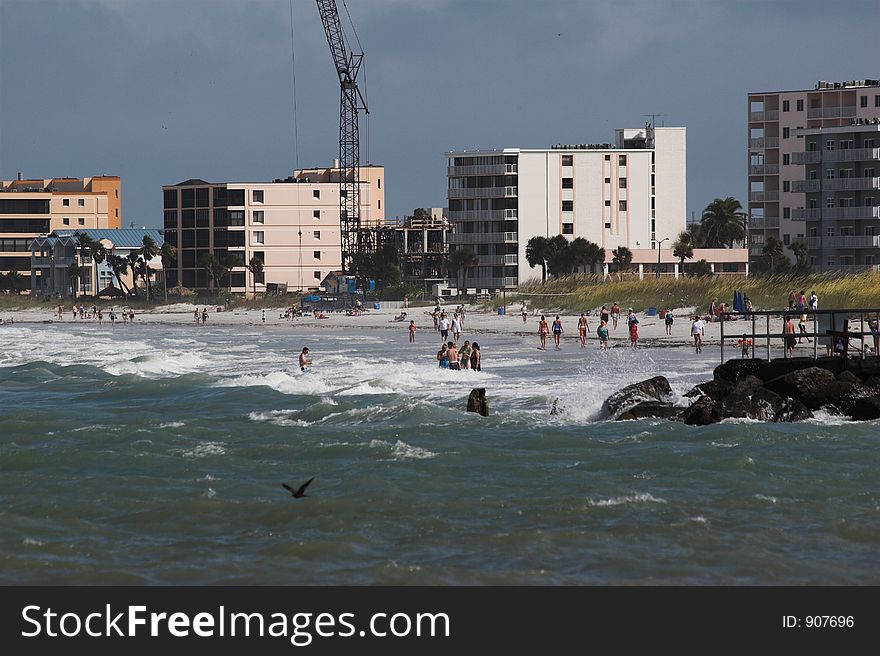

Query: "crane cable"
(289, 0), (300, 171)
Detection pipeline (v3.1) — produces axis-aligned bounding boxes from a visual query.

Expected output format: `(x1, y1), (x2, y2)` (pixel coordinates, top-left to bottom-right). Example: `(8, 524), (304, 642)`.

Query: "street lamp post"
(656, 237), (670, 278)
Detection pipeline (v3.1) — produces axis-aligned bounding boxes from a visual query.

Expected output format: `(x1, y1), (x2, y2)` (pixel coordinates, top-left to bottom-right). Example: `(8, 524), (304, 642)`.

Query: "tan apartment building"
(0, 174), (121, 279)
(747, 79), (880, 262)
(162, 163), (383, 293)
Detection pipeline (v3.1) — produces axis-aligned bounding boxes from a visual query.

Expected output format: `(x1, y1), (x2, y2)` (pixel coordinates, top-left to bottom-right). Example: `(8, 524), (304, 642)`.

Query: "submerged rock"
(774, 397), (814, 422)
(850, 395), (880, 421)
(601, 376), (672, 419)
(681, 395), (720, 426)
(616, 401), (681, 421)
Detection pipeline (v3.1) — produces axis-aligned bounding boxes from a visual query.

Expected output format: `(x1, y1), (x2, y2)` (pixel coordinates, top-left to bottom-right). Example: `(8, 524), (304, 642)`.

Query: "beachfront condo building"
(792, 119), (880, 272)
(446, 125), (687, 289)
(747, 79), (880, 263)
(162, 163), (383, 294)
(0, 175), (121, 283)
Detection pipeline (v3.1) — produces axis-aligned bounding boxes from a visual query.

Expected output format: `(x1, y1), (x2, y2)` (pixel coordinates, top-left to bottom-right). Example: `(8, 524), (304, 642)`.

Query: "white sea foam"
(104, 351), (207, 377)
(586, 492), (668, 507)
(158, 421), (185, 429)
(370, 439), (437, 460)
(248, 410), (313, 427)
(688, 516), (708, 524)
(217, 370), (335, 395)
(22, 538), (45, 546)
(177, 442), (227, 458)
(754, 494), (778, 504)
(205, 488), (216, 499)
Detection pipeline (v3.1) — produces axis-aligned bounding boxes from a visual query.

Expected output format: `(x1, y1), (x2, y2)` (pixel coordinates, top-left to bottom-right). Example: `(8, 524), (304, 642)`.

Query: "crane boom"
(315, 0), (368, 278)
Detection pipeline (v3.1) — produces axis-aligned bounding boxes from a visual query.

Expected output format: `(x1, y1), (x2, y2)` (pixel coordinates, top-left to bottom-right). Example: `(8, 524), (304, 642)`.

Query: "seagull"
(282, 477), (314, 498)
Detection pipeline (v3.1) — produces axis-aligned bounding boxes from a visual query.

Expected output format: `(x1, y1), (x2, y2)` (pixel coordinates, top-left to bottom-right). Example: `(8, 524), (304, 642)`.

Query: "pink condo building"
(747, 79), (880, 262)
(162, 163), (384, 293)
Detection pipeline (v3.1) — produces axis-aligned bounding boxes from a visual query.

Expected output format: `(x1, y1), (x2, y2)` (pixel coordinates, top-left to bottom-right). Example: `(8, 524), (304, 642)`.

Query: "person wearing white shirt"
(691, 316), (705, 354)
(451, 314), (462, 342)
(438, 315), (450, 343)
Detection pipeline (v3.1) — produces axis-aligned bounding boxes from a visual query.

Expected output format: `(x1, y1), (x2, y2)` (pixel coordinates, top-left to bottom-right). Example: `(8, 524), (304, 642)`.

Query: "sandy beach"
(3, 300), (799, 350)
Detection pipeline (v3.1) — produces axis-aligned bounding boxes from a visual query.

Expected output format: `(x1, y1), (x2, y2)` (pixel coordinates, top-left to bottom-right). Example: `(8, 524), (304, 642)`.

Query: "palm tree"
(139, 236), (159, 301)
(672, 231), (694, 274)
(762, 235), (785, 275)
(525, 236), (551, 282)
(584, 241), (606, 276)
(446, 247), (479, 293)
(568, 237), (590, 274)
(247, 255), (264, 298)
(74, 232), (108, 295)
(788, 240), (810, 272)
(612, 246), (633, 273)
(67, 263), (84, 300)
(200, 253), (228, 294)
(4, 269), (25, 294)
(108, 254), (132, 296)
(159, 241), (177, 303)
(701, 197), (746, 248)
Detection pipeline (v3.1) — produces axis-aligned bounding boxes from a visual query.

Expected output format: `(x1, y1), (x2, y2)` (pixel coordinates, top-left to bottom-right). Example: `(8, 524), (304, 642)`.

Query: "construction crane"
(315, 0), (369, 279)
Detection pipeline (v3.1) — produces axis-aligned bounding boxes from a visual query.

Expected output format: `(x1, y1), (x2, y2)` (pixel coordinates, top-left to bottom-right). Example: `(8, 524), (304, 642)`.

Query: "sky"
(1, 0), (878, 228)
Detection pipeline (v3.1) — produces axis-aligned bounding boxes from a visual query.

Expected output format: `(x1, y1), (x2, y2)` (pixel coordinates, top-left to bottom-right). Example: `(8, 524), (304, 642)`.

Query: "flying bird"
(282, 477), (314, 498)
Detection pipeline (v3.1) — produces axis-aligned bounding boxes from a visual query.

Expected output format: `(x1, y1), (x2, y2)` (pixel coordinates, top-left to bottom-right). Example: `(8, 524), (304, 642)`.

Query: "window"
(252, 190), (264, 203)
(618, 155), (627, 166)
(783, 207), (790, 219)
(826, 226), (835, 237)
(783, 181), (790, 192)
(875, 95), (880, 107)
(561, 155), (573, 166)
(782, 127), (790, 139)
(378, 178), (381, 189)
(865, 139), (876, 149)
(826, 168), (835, 180)
(313, 251), (321, 260)
(604, 200), (611, 207)
(604, 222), (611, 229)
(783, 154), (790, 165)
(796, 127), (804, 139)
(840, 225), (854, 236)
(378, 199), (381, 209)
(797, 99), (804, 111)
(313, 230), (320, 239)
(252, 210), (264, 223)
(782, 100), (790, 112)
(866, 197), (875, 208)
(313, 190), (320, 199)
(861, 96), (868, 108)
(63, 218), (70, 225)
(562, 223), (573, 235)
(825, 140), (835, 151)
(604, 154), (610, 161)
(78, 199), (85, 207)
(62, 198), (70, 206)
(826, 198), (835, 209)
(619, 177), (627, 188)
(651, 219), (656, 232)
(561, 178), (573, 189)
(618, 200), (627, 212)
(78, 218), (85, 225)
(314, 270), (321, 280)
(840, 140), (854, 150)
(783, 234), (790, 245)
(313, 210), (320, 219)
(253, 230), (264, 244)
(562, 200), (573, 212)
(826, 256), (835, 267)
(604, 177), (611, 184)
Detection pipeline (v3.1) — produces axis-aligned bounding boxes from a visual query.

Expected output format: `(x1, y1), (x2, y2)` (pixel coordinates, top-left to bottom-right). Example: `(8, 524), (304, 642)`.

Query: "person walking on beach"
(521, 304), (528, 323)
(809, 291), (818, 311)
(783, 315), (797, 357)
(451, 313), (462, 343)
(538, 315), (549, 350)
(432, 308), (439, 331)
(626, 308), (639, 329)
(97, 308), (103, 324)
(665, 308), (674, 335)
(744, 296), (753, 314)
(261, 309), (266, 323)
(202, 307), (208, 324)
(470, 342), (481, 371)
(788, 289), (797, 311)
(629, 316), (640, 348)
(600, 305), (610, 328)
(438, 313), (450, 343)
(709, 298), (717, 322)
(578, 313), (590, 348)
(408, 320), (417, 343)
(299, 347), (313, 372)
(57, 305), (63, 320)
(447, 341), (460, 370)
(611, 303), (621, 330)
(795, 290), (806, 312)
(552, 315), (564, 350)
(109, 308), (116, 325)
(403, 296), (408, 309)
(128, 308), (135, 323)
(459, 340), (472, 369)
(798, 312), (811, 343)
(597, 320), (609, 350)
(691, 315), (704, 353)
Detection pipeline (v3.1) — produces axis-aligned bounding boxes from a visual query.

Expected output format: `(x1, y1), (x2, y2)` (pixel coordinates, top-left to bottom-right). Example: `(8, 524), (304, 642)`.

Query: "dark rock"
(720, 378), (784, 421)
(800, 380), (858, 412)
(837, 370), (861, 384)
(774, 397), (813, 422)
(681, 396), (721, 426)
(550, 398), (564, 415)
(864, 376), (880, 389)
(617, 401), (681, 421)
(684, 379), (732, 401)
(764, 367), (836, 400)
(850, 394), (880, 421)
(601, 376), (672, 419)
(713, 359), (764, 383)
(467, 388), (488, 416)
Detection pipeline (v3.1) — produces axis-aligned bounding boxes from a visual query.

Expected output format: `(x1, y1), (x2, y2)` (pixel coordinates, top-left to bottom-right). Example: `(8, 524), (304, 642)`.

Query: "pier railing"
(719, 308), (880, 362)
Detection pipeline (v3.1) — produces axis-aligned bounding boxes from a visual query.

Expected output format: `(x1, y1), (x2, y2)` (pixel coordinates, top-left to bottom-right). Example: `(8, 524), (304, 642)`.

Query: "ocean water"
(1, 320), (878, 585)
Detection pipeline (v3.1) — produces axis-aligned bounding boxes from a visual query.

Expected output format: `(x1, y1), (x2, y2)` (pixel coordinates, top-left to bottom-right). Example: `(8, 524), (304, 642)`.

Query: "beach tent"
(97, 284), (126, 299)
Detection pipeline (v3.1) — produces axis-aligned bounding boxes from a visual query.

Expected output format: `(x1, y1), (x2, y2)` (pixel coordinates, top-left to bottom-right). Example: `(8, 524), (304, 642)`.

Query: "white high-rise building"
(446, 125), (686, 288)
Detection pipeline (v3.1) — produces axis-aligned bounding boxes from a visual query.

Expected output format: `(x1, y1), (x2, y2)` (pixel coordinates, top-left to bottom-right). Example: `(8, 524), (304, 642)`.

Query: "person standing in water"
(629, 317), (640, 348)
(299, 347), (313, 372)
(578, 313), (590, 348)
(437, 343), (449, 369)
(408, 320), (417, 343)
(470, 342), (481, 371)
(597, 320), (609, 350)
(551, 315), (564, 350)
(691, 315), (704, 353)
(665, 308), (674, 335)
(600, 305), (610, 328)
(538, 315), (549, 350)
(610, 303), (621, 330)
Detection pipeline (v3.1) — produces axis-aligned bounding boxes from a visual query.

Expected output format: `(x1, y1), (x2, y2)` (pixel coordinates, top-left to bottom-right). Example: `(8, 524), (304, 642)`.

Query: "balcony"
(748, 216), (780, 229)
(822, 148), (880, 162)
(470, 276), (518, 289)
(806, 236), (880, 250)
(749, 190), (779, 202)
(449, 231), (517, 244)
(823, 177), (880, 191)
(448, 164), (517, 176)
(448, 186), (517, 199)
(792, 151), (822, 165)
(807, 106), (857, 119)
(749, 110), (779, 122)
(749, 164), (779, 175)
(449, 209), (517, 220)
(749, 137), (780, 149)
(478, 254), (519, 266)
(792, 180), (821, 193)
(793, 206), (880, 220)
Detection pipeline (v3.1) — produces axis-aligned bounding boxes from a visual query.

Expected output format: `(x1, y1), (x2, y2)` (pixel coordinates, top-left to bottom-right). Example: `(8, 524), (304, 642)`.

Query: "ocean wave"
(174, 442), (227, 458)
(158, 421), (185, 429)
(754, 494), (778, 504)
(104, 352), (208, 377)
(216, 370), (335, 396)
(370, 439), (437, 460)
(248, 410), (313, 427)
(586, 492), (667, 507)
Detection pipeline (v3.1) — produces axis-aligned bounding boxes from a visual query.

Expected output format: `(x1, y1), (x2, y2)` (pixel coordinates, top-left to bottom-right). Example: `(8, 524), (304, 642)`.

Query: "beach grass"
(503, 272), (880, 314)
